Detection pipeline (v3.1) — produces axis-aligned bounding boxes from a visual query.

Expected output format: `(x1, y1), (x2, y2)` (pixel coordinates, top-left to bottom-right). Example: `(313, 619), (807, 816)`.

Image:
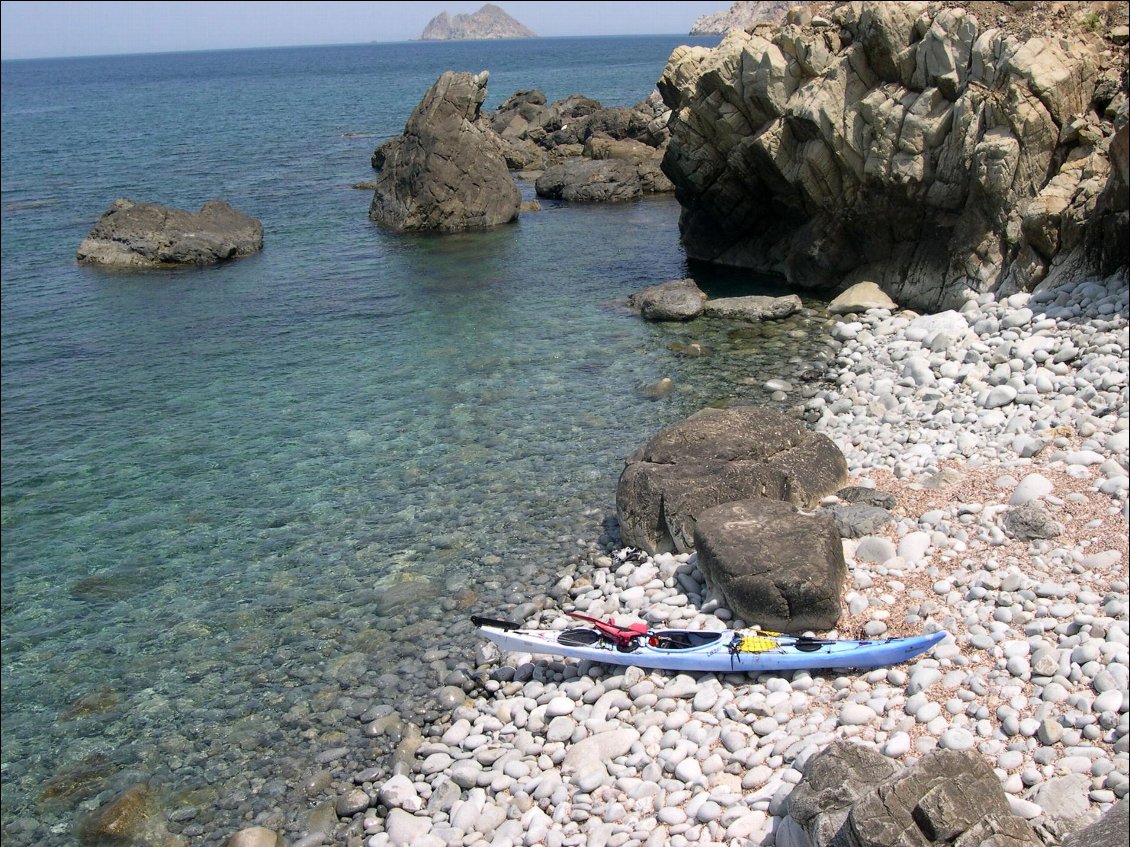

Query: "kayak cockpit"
(555, 627), (725, 651)
(649, 631), (725, 650)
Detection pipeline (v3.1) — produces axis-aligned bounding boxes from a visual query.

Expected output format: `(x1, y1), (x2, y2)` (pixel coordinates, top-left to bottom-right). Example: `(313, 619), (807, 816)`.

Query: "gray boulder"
(852, 750), (1041, 847)
(1002, 501), (1062, 541)
(627, 278), (706, 321)
(787, 741), (900, 845)
(818, 503), (894, 539)
(1062, 798), (1128, 847)
(693, 498), (846, 632)
(615, 406), (847, 553)
(77, 199), (263, 268)
(788, 741), (1045, 847)
(836, 486), (897, 510)
(1026, 774), (1096, 840)
(369, 71), (519, 232)
(534, 158), (642, 202)
(702, 294), (802, 321)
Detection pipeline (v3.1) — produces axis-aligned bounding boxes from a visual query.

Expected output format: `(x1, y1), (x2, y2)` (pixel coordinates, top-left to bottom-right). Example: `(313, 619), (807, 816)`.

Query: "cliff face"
(690, 1), (797, 35)
(661, 2), (1129, 312)
(420, 4), (536, 41)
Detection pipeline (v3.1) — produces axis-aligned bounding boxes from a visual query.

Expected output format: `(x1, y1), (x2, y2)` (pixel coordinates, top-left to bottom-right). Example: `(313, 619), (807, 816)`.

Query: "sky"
(0, 1), (729, 60)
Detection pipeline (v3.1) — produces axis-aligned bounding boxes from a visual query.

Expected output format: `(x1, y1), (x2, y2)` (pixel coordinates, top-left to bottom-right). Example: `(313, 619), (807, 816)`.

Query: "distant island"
(420, 3), (536, 40)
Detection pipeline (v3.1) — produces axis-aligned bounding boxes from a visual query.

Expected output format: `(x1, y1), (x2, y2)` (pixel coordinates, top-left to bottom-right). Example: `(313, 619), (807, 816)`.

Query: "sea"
(1, 36), (834, 844)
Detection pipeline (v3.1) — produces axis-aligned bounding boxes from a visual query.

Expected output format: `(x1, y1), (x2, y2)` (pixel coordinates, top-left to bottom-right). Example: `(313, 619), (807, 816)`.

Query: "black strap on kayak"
(471, 615), (521, 631)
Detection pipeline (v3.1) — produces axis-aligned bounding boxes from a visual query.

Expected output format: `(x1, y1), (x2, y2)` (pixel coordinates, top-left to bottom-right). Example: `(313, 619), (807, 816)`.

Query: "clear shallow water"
(2, 36), (831, 843)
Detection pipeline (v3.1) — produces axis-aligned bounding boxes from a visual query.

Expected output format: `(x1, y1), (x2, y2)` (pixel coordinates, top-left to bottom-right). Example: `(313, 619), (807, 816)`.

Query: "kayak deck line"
(472, 614), (948, 673)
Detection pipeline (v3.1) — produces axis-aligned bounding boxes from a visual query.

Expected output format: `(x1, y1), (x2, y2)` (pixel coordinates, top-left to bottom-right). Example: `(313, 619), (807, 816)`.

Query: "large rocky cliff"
(690, 1), (796, 35)
(660, 1), (1129, 312)
(420, 4), (536, 41)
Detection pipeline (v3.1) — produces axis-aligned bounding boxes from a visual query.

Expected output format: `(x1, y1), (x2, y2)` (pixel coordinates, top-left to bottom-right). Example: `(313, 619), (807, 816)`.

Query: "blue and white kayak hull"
(475, 621), (947, 673)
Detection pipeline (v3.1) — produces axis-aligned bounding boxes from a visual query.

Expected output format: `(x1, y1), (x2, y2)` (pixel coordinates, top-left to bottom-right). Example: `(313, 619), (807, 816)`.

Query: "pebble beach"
(343, 271), (1129, 847)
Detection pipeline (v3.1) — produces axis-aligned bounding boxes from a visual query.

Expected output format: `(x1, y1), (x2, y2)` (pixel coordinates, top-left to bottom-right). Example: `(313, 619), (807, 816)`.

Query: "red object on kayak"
(566, 611), (649, 647)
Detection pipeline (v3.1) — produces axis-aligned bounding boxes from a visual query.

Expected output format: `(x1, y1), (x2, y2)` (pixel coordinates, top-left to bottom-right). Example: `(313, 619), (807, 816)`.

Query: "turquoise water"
(1, 37), (831, 843)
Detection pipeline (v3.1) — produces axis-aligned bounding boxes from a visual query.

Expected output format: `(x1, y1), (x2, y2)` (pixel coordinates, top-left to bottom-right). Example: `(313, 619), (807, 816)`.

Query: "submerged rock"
(76, 783), (184, 847)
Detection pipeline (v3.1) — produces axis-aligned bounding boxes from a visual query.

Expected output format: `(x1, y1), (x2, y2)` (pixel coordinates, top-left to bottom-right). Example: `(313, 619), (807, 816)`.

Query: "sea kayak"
(472, 614), (947, 673)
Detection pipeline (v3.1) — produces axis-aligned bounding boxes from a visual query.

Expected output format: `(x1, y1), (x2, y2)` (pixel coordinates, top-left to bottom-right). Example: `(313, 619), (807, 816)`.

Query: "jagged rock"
(689, 1), (796, 35)
(1026, 774), (1096, 839)
(534, 158), (643, 202)
(616, 406), (847, 553)
(488, 89), (674, 194)
(851, 750), (1041, 847)
(369, 71), (519, 232)
(77, 199), (263, 269)
(1062, 797), (1128, 847)
(420, 4), (535, 40)
(702, 294), (802, 320)
(787, 741), (900, 845)
(627, 278), (707, 321)
(787, 742), (1045, 847)
(659, 2), (1128, 311)
(694, 498), (846, 631)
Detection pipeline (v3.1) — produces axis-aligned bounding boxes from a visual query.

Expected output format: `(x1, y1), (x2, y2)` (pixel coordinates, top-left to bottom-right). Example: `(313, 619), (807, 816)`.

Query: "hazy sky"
(0, 1), (728, 60)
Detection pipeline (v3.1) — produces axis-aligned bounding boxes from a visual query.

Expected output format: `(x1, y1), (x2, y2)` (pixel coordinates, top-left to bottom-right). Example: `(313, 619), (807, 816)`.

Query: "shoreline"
(339, 270), (1128, 847)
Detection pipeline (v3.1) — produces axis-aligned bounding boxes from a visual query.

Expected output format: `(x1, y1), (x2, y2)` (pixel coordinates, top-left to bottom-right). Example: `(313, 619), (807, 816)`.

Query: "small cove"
(1, 37), (835, 843)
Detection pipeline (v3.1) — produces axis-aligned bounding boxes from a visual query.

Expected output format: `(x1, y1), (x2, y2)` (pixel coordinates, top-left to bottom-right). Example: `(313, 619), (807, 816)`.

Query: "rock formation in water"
(690, 1), (797, 35)
(488, 88), (675, 200)
(420, 4), (535, 41)
(369, 70), (520, 232)
(76, 199), (263, 269)
(660, 1), (1130, 311)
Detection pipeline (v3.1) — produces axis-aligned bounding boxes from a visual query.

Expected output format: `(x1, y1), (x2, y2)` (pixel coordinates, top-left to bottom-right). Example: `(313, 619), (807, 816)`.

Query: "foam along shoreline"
(322, 271), (1128, 847)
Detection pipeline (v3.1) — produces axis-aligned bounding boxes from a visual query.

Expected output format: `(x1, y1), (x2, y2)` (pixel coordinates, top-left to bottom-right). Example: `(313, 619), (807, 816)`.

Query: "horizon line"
(1, 31), (718, 63)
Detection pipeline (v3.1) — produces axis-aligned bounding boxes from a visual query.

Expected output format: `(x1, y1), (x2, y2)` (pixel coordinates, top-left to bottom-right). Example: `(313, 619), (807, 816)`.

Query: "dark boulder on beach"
(76, 199), (263, 268)
(369, 70), (520, 232)
(694, 498), (846, 632)
(615, 406), (848, 554)
(786, 742), (1045, 847)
